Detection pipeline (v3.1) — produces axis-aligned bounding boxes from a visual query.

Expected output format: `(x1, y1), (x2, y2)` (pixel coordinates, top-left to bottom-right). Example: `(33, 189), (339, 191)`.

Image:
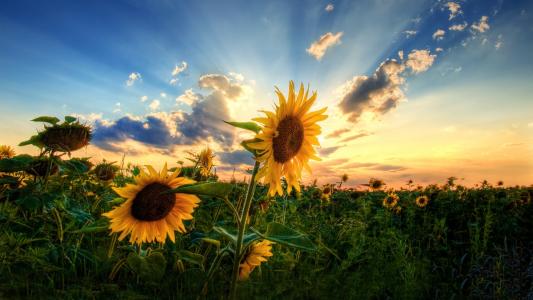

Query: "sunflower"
(369, 178), (385, 191)
(382, 193), (399, 209)
(415, 195), (429, 208)
(250, 81), (328, 196)
(103, 164), (200, 245)
(238, 240), (274, 281)
(197, 147), (214, 177)
(321, 184), (333, 201)
(0, 145), (16, 159)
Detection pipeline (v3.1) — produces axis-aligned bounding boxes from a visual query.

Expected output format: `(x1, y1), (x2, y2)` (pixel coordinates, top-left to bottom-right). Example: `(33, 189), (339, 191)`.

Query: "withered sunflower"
(250, 81), (327, 196)
(103, 164), (200, 245)
(238, 240), (274, 281)
(40, 122), (92, 152)
(0, 145), (16, 159)
(415, 195), (429, 208)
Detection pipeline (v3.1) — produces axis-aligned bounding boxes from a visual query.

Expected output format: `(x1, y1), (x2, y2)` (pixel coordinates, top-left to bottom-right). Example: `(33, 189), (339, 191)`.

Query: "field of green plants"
(1, 114), (532, 300)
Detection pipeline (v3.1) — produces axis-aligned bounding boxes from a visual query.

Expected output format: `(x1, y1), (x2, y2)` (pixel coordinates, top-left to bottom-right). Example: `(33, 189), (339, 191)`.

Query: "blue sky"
(1, 0), (532, 187)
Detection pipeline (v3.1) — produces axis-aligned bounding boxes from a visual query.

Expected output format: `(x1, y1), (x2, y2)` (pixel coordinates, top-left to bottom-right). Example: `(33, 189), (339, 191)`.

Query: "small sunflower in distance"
(250, 81), (328, 196)
(321, 184), (333, 201)
(383, 193), (399, 209)
(0, 145), (16, 159)
(198, 147), (214, 177)
(415, 195), (430, 208)
(238, 240), (274, 281)
(103, 164), (200, 245)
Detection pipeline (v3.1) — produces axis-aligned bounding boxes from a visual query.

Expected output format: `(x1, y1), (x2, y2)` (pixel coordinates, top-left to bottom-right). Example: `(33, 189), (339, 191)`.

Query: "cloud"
(432, 29), (446, 40)
(446, 2), (462, 20)
(218, 150), (254, 165)
(126, 72), (141, 86)
(342, 162), (406, 172)
(403, 30), (417, 38)
(160, 93), (167, 98)
(326, 128), (351, 139)
(149, 99), (160, 111)
(449, 22), (467, 31)
(140, 95), (148, 102)
(405, 49), (436, 74)
(92, 73), (246, 153)
(176, 89), (199, 106)
(169, 78), (179, 85)
(471, 16), (490, 33)
(338, 49), (436, 123)
(339, 132), (371, 143)
(318, 146), (342, 157)
(172, 61), (187, 77)
(306, 32), (343, 60)
(198, 74), (244, 99)
(325, 3), (334, 12)
(435, 47), (444, 52)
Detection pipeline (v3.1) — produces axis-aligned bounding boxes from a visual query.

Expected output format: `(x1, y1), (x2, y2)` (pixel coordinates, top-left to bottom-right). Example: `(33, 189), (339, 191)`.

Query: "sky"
(1, 0), (532, 188)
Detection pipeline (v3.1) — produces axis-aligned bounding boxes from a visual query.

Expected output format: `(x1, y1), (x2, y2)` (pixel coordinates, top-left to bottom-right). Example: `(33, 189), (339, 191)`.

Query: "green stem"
(229, 161), (260, 299)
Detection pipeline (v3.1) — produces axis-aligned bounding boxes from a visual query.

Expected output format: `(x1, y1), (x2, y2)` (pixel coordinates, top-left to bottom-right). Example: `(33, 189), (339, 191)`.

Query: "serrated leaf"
(168, 182), (233, 198)
(32, 116), (60, 125)
(64, 116), (77, 123)
(0, 154), (34, 172)
(261, 222), (317, 252)
(224, 121), (261, 133)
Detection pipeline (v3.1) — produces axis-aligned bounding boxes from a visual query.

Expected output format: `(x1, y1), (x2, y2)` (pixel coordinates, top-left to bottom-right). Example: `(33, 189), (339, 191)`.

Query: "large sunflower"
(238, 240), (274, 281)
(103, 164), (200, 245)
(250, 81), (327, 196)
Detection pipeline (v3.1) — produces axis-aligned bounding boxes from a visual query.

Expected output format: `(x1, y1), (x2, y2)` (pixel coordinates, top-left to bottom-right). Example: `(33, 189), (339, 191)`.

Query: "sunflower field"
(0, 82), (532, 299)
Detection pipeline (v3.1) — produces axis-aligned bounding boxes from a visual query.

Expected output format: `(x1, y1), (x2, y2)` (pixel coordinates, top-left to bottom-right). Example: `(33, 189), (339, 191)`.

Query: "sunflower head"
(321, 184), (333, 201)
(198, 147), (214, 177)
(0, 145), (16, 159)
(238, 240), (274, 281)
(382, 193), (399, 209)
(369, 178), (385, 191)
(249, 81), (328, 196)
(415, 195), (429, 208)
(40, 122), (92, 153)
(103, 164), (200, 245)
(341, 173), (349, 182)
(94, 162), (119, 181)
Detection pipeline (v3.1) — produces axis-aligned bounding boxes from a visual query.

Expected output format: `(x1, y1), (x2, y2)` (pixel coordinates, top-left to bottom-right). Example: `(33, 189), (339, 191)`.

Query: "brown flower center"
(131, 183), (175, 221)
(272, 116), (304, 163)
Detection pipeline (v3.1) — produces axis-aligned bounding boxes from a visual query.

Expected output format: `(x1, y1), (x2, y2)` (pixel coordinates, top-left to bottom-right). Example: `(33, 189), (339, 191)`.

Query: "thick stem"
(229, 161), (260, 299)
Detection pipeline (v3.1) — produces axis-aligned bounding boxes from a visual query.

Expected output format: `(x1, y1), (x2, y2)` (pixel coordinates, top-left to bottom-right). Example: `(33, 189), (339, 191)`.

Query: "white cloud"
(140, 95), (148, 102)
(176, 89), (199, 106)
(433, 29), (446, 40)
(435, 47), (444, 52)
(403, 30), (417, 38)
(446, 2), (462, 20)
(325, 3), (334, 12)
(449, 22), (467, 31)
(495, 34), (503, 49)
(169, 78), (179, 85)
(126, 72), (141, 86)
(306, 32), (343, 60)
(172, 61), (187, 77)
(398, 50), (404, 60)
(149, 99), (160, 111)
(472, 16), (490, 33)
(405, 49), (436, 74)
(160, 92), (167, 98)
(198, 74), (245, 99)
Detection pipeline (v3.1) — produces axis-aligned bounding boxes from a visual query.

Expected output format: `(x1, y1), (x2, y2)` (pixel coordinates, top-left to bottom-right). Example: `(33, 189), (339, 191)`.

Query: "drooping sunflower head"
(382, 193), (399, 209)
(40, 122), (92, 153)
(0, 145), (16, 159)
(103, 164), (200, 245)
(238, 240), (274, 281)
(250, 81), (328, 196)
(94, 162), (119, 181)
(415, 195), (429, 208)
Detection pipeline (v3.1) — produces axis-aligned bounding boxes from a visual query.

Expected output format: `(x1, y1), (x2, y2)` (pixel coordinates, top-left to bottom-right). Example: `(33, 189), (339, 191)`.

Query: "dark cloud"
(341, 161), (407, 173)
(325, 128), (350, 139)
(339, 132), (371, 143)
(218, 150), (254, 166)
(318, 146), (342, 157)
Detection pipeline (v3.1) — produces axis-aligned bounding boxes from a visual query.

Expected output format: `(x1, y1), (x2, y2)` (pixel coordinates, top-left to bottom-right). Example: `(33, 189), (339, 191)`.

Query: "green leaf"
(32, 116), (60, 125)
(0, 175), (18, 185)
(73, 218), (109, 233)
(18, 134), (44, 148)
(260, 222), (317, 252)
(0, 154), (34, 172)
(213, 226), (260, 247)
(168, 182), (234, 198)
(64, 116), (77, 124)
(177, 250), (204, 268)
(127, 252), (166, 282)
(224, 121), (261, 133)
